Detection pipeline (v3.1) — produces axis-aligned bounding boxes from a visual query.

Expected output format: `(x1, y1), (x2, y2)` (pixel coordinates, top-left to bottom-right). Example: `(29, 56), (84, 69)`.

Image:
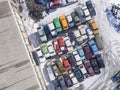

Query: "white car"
(82, 35), (88, 40)
(74, 30), (83, 44)
(82, 5), (91, 21)
(47, 41), (56, 57)
(64, 37), (74, 52)
(36, 49), (46, 63)
(37, 26), (47, 42)
(70, 73), (78, 85)
(66, 15), (75, 28)
(78, 25), (87, 35)
(73, 51), (82, 66)
(78, 65), (89, 78)
(78, 25), (88, 40)
(48, 22), (57, 37)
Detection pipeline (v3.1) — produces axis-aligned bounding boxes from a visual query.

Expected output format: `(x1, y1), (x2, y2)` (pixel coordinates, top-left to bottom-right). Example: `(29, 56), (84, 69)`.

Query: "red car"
(61, 55), (71, 71)
(53, 39), (62, 54)
(84, 60), (95, 76)
(48, 0), (62, 9)
(83, 45), (92, 60)
(58, 36), (67, 51)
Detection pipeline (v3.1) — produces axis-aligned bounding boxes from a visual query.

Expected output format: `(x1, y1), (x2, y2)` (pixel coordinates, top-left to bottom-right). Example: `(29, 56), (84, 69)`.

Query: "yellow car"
(56, 60), (68, 75)
(89, 20), (99, 35)
(59, 15), (69, 30)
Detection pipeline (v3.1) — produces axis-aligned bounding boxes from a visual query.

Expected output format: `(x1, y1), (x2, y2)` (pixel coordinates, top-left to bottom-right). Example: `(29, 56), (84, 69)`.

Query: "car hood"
(51, 31), (57, 36)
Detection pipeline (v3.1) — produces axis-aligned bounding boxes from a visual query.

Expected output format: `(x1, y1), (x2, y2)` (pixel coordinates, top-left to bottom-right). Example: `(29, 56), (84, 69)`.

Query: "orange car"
(89, 20), (99, 35)
(59, 15), (69, 30)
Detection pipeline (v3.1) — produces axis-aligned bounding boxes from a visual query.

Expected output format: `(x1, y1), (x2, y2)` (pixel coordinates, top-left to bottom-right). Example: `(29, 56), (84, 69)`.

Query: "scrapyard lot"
(20, 0), (120, 90)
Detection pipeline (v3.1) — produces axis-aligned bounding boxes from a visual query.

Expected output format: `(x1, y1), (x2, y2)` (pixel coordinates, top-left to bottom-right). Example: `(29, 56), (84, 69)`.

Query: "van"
(47, 65), (55, 81)
(59, 15), (69, 30)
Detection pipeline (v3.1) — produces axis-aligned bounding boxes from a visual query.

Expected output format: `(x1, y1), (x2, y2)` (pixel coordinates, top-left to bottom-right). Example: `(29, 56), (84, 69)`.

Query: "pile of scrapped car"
(106, 4), (120, 33)
(31, 1), (105, 90)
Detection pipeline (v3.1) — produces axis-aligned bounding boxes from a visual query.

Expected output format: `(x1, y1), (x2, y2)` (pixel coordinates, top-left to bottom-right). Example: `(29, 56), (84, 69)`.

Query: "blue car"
(43, 24), (52, 39)
(113, 85), (120, 90)
(77, 46), (86, 60)
(111, 71), (120, 82)
(88, 40), (99, 55)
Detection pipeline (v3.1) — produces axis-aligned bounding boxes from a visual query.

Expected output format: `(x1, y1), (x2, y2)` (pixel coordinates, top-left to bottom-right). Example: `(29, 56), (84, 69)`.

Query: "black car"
(95, 54), (105, 68)
(68, 31), (77, 46)
(53, 80), (62, 90)
(58, 76), (68, 90)
(111, 71), (120, 82)
(86, 1), (96, 17)
(71, 12), (81, 26)
(73, 68), (84, 82)
(67, 53), (77, 68)
(63, 74), (73, 87)
(90, 58), (101, 74)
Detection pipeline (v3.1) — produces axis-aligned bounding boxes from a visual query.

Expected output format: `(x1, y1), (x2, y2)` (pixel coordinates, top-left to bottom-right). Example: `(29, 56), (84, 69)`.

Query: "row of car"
(34, 37), (100, 63)
(46, 54), (105, 90)
(37, 19), (99, 45)
(36, 1), (98, 43)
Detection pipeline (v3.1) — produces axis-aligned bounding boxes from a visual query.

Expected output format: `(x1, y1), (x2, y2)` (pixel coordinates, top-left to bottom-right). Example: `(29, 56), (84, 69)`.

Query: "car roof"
(91, 45), (98, 52)
(48, 22), (55, 30)
(80, 65), (87, 73)
(74, 30), (81, 37)
(84, 8), (90, 16)
(54, 18), (61, 28)
(88, 40), (95, 45)
(66, 15), (72, 22)
(71, 77), (78, 84)
(78, 49), (84, 56)
(36, 49), (43, 57)
(65, 40), (71, 46)
(75, 55), (81, 60)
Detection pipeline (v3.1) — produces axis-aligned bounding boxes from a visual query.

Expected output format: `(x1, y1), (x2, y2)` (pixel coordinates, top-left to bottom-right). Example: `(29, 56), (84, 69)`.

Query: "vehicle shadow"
(28, 32), (41, 48)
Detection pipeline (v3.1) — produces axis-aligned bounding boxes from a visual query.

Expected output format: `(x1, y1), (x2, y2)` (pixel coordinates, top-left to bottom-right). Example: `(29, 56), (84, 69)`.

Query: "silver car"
(37, 26), (47, 42)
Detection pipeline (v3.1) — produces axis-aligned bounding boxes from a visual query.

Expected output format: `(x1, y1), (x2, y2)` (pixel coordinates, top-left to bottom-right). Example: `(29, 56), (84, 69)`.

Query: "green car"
(53, 18), (62, 33)
(40, 43), (50, 58)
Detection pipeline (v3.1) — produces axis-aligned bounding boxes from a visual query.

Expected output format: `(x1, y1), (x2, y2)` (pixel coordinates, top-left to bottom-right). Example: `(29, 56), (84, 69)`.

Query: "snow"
(20, 0), (120, 90)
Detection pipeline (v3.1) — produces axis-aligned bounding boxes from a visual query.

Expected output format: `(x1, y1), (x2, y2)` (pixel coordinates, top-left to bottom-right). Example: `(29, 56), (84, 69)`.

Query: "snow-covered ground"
(20, 0), (120, 90)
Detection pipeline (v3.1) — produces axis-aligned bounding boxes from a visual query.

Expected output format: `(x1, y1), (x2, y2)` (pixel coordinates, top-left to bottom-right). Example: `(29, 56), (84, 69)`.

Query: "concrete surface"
(0, 1), (39, 90)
